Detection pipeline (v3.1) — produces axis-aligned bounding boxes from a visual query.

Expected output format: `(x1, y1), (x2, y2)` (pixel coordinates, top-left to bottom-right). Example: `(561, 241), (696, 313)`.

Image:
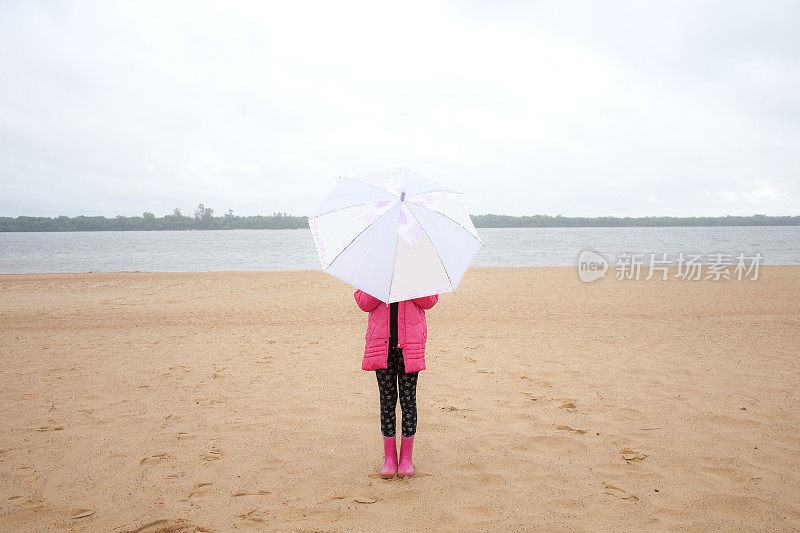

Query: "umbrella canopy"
(309, 167), (484, 303)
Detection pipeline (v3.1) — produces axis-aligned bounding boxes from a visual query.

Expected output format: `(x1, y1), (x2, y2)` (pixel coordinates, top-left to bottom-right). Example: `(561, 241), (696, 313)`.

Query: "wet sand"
(1, 266), (799, 531)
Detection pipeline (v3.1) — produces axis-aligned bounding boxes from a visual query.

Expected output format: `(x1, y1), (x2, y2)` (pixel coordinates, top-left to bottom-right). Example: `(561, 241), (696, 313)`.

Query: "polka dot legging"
(375, 346), (418, 438)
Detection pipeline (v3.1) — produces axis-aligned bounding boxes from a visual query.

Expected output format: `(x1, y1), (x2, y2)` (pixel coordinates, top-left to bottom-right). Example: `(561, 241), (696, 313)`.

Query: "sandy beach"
(1, 266), (799, 531)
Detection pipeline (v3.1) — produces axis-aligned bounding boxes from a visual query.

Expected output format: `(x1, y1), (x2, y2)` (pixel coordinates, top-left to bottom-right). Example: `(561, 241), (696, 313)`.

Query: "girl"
(354, 289), (438, 479)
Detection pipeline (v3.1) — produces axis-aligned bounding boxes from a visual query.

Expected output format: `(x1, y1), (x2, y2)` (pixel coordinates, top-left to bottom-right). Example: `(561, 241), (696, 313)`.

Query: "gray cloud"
(1, 0), (798, 217)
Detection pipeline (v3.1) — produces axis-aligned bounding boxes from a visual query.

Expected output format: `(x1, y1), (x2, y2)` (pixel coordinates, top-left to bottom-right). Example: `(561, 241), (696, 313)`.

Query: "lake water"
(0, 226), (798, 274)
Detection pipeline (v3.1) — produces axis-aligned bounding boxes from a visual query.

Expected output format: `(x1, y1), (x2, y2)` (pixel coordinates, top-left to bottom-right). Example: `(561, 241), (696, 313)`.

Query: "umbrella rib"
(340, 177), (400, 199)
(323, 200), (400, 273)
(405, 202), (455, 293)
(407, 199), (484, 246)
(310, 201), (376, 219)
(408, 188), (462, 197)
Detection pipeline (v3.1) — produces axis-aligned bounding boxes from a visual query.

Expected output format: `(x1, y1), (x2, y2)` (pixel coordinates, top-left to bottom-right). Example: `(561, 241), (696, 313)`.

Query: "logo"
(578, 250), (608, 283)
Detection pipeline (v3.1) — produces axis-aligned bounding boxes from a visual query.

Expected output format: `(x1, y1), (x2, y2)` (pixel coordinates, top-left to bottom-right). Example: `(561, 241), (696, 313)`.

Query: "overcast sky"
(1, 1), (798, 217)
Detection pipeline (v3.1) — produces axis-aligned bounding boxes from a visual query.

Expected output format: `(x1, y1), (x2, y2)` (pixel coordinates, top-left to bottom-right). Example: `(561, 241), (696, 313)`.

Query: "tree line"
(0, 205), (307, 231)
(469, 213), (800, 227)
(0, 207), (798, 231)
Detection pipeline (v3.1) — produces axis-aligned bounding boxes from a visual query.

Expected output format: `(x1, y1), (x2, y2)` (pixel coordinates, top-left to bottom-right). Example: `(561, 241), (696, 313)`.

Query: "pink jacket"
(354, 289), (438, 372)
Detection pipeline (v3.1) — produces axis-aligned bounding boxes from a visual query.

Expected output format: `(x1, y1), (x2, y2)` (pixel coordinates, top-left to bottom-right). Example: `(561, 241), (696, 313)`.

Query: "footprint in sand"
(37, 421), (64, 431)
(559, 402), (578, 412)
(476, 369), (494, 374)
(187, 482), (212, 499)
(163, 365), (192, 379)
(161, 414), (183, 429)
(555, 425), (587, 434)
(355, 496), (379, 504)
(232, 490), (271, 497)
(441, 405), (474, 412)
(238, 509), (268, 522)
(603, 482), (639, 501)
(122, 518), (205, 532)
(202, 448), (222, 461)
(70, 508), (94, 519)
(14, 497), (45, 513)
(620, 448), (647, 462)
(140, 453), (168, 466)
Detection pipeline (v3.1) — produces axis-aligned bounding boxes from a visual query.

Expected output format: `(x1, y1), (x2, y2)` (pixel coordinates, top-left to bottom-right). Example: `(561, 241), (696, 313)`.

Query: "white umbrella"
(309, 167), (484, 303)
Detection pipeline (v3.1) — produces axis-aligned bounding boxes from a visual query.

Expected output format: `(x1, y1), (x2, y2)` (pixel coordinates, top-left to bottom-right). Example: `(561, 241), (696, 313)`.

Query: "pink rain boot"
(397, 435), (414, 478)
(380, 436), (398, 479)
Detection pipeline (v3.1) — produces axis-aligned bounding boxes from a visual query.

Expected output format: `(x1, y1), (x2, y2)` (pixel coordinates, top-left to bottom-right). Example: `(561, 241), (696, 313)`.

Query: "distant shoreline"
(1, 213), (799, 232)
